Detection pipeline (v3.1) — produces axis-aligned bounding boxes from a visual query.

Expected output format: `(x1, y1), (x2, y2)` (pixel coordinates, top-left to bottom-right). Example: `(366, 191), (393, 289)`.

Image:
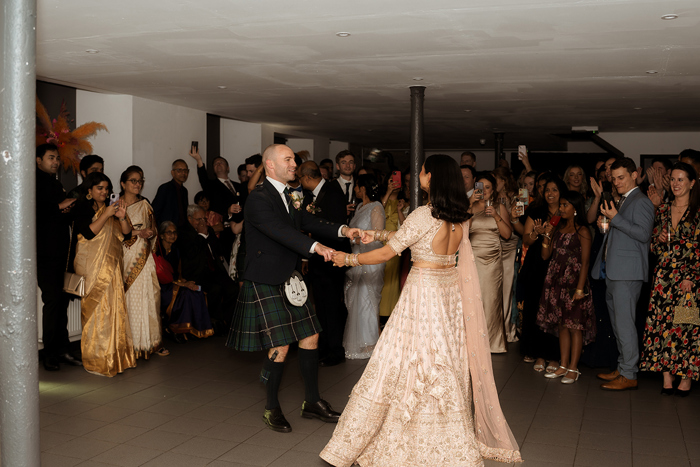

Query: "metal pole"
(494, 132), (504, 169)
(409, 86), (425, 212)
(0, 0), (41, 466)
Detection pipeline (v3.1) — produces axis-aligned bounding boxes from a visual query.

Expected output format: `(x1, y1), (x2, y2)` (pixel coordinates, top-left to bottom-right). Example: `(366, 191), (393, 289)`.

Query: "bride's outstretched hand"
(331, 251), (346, 267)
(360, 230), (376, 244)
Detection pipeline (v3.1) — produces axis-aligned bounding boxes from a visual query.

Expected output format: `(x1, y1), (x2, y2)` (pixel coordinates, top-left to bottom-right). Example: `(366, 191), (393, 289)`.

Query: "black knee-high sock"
(262, 357), (285, 410)
(298, 348), (320, 404)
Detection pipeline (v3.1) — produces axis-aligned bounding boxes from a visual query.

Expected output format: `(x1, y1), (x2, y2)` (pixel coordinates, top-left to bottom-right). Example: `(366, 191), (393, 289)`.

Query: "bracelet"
(529, 231), (538, 239)
(119, 217), (127, 222)
(542, 243), (550, 249)
(544, 233), (551, 239)
(344, 254), (350, 267)
(575, 289), (584, 294)
(374, 230), (390, 242)
(511, 218), (519, 224)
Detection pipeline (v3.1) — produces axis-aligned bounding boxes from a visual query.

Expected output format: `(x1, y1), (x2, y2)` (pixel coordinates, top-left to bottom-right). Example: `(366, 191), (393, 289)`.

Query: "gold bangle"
(542, 243), (550, 249)
(575, 289), (584, 294)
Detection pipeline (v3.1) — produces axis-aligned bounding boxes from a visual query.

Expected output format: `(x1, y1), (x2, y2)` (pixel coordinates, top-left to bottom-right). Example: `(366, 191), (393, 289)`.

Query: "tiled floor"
(37, 337), (700, 467)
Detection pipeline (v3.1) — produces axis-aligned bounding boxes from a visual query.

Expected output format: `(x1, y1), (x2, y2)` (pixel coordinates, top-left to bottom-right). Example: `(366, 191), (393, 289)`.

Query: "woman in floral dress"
(640, 162), (700, 396)
(537, 191), (595, 384)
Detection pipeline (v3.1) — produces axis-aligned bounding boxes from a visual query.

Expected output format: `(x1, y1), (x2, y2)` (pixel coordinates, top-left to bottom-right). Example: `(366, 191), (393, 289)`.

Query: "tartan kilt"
(226, 279), (321, 352)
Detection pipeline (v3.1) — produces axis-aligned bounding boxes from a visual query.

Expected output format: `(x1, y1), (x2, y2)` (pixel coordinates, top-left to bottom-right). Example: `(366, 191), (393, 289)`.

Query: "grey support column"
(494, 132), (504, 169)
(409, 86), (425, 212)
(0, 0), (41, 466)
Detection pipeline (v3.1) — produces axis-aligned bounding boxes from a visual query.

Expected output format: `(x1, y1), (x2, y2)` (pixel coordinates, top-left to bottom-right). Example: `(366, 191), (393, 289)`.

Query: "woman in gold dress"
(73, 172), (136, 377)
(321, 155), (521, 467)
(469, 173), (512, 353)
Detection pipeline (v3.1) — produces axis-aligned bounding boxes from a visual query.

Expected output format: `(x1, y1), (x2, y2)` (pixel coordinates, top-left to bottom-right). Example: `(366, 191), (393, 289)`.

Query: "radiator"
(37, 287), (83, 348)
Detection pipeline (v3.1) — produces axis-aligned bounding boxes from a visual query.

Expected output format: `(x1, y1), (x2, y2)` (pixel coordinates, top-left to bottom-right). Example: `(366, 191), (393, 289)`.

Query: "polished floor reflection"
(38, 336), (700, 467)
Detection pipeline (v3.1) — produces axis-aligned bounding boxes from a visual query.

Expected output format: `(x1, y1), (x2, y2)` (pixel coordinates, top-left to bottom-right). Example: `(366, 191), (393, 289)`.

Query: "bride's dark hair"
(425, 154), (471, 223)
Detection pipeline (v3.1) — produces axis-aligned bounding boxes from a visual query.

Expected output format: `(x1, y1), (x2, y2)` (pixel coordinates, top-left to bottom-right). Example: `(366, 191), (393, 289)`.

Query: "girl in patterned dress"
(537, 191), (595, 384)
(640, 162), (700, 396)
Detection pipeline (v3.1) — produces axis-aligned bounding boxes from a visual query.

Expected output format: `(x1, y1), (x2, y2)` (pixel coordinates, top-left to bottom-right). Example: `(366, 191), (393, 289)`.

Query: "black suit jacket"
(152, 179), (188, 227)
(36, 169), (71, 263)
(243, 178), (344, 285)
(177, 222), (227, 285)
(303, 179), (350, 253)
(196, 164), (245, 222)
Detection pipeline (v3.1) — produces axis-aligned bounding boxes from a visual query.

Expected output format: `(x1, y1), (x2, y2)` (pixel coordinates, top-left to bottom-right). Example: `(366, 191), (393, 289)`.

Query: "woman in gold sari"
(120, 166), (168, 358)
(73, 172), (136, 377)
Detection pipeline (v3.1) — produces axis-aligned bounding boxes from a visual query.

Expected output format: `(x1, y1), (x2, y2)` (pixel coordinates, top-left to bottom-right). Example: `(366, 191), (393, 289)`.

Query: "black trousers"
(202, 272), (239, 324)
(309, 260), (347, 360)
(37, 260), (70, 358)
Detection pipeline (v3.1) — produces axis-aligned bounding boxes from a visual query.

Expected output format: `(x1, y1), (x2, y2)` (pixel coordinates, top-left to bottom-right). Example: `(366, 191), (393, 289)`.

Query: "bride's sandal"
(561, 369), (581, 384)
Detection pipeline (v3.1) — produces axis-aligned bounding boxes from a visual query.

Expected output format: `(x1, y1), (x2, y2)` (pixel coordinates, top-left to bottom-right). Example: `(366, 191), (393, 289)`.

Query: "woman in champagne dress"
(120, 166), (168, 358)
(344, 174), (386, 359)
(321, 155), (521, 467)
(469, 173), (512, 353)
(73, 173), (136, 377)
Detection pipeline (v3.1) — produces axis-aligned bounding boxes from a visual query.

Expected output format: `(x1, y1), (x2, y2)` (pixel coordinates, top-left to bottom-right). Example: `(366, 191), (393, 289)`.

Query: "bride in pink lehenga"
(321, 155), (522, 467)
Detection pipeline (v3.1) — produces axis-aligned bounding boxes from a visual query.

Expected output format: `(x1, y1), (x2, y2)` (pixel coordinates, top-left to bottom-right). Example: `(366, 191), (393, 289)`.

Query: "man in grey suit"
(592, 158), (655, 391)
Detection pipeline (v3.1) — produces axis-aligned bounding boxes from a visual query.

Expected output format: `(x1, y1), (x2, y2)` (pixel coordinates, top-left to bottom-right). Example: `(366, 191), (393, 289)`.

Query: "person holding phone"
(468, 173), (511, 353)
(72, 172), (136, 377)
(537, 191), (595, 384)
(378, 172), (403, 321)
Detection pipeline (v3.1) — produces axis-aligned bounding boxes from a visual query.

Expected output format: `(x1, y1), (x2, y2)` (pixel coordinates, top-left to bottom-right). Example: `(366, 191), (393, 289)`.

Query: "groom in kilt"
(227, 144), (362, 433)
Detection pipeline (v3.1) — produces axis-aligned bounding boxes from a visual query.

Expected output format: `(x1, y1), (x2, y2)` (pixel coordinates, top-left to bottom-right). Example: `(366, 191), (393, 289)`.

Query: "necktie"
(617, 195), (627, 210)
(224, 180), (236, 195)
(283, 187), (295, 220)
(345, 182), (352, 203)
(602, 196), (626, 261)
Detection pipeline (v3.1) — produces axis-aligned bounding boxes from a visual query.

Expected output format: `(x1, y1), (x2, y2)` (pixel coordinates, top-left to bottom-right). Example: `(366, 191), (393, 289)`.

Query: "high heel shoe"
(660, 387), (675, 396)
(561, 369), (581, 384)
(676, 379), (691, 398)
(544, 366), (567, 379)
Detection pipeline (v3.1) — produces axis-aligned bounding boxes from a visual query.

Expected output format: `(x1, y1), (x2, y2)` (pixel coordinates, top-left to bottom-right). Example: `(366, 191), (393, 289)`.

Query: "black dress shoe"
(319, 356), (345, 367)
(59, 353), (83, 367)
(301, 399), (341, 423)
(262, 407), (292, 433)
(43, 357), (60, 372)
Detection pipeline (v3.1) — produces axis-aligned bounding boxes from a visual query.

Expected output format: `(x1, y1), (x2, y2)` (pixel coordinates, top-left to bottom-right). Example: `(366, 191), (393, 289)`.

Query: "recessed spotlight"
(661, 14), (678, 20)
(633, 107), (643, 110)
(367, 129), (373, 132)
(412, 77), (424, 81)
(217, 85), (227, 89)
(311, 112), (318, 116)
(85, 49), (99, 54)
(336, 32), (351, 37)
(646, 70), (658, 74)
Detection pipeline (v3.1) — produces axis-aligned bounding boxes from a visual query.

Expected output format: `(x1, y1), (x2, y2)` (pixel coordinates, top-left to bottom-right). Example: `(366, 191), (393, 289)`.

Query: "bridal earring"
(86, 193), (92, 200)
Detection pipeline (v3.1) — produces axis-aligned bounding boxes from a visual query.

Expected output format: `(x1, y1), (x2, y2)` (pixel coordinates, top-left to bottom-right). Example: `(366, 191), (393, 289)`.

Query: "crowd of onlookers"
(36, 141), (700, 393)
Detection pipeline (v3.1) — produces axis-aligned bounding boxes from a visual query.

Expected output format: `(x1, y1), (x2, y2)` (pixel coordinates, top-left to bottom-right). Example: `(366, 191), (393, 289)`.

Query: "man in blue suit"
(227, 144), (362, 433)
(592, 157), (655, 391)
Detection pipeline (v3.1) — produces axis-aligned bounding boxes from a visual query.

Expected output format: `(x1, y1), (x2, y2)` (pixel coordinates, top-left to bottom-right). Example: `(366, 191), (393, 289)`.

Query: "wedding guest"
(469, 173), (511, 353)
(640, 162), (699, 396)
(195, 191), (224, 237)
(538, 191), (595, 384)
(155, 221), (213, 341)
(152, 159), (189, 226)
(592, 158), (655, 391)
(72, 173), (136, 376)
(36, 143), (81, 371)
(344, 175), (385, 359)
(378, 175), (402, 321)
(120, 166), (168, 358)
(67, 154), (104, 199)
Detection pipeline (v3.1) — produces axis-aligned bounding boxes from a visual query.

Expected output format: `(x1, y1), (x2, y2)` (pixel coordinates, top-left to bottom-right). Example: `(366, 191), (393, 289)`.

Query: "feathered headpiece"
(36, 97), (108, 173)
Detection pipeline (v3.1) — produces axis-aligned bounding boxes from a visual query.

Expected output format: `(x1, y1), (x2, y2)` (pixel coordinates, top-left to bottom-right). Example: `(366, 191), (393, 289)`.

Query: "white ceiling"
(36, 0), (700, 150)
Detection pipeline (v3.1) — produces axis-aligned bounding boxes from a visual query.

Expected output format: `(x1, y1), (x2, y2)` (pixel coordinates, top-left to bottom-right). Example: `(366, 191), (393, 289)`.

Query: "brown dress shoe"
(601, 375), (638, 391)
(597, 370), (620, 381)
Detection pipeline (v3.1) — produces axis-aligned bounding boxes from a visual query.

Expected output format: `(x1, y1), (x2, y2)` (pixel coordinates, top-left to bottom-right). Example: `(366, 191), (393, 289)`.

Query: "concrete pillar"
(409, 86), (425, 212)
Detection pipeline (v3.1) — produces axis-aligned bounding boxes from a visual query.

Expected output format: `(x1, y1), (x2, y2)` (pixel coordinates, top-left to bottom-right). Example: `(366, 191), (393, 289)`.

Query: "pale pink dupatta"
(457, 220), (523, 463)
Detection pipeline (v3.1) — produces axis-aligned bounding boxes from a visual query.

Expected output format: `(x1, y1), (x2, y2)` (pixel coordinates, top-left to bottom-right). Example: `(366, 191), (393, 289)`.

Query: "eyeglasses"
(127, 179), (145, 185)
(173, 168), (190, 173)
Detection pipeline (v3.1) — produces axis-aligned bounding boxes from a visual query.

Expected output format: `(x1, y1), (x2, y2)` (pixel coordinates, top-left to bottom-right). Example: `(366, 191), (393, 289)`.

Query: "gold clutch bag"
(64, 272), (86, 297)
(673, 294), (700, 326)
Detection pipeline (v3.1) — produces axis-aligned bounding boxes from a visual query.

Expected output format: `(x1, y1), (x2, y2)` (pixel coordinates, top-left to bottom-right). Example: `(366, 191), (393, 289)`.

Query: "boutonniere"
(306, 200), (322, 214)
(288, 190), (304, 210)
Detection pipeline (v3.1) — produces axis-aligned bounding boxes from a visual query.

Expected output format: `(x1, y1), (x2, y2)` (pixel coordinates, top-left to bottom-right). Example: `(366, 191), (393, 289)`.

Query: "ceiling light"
(217, 85), (227, 89)
(661, 14), (678, 20)
(311, 112), (318, 116)
(412, 77), (424, 81)
(464, 110), (471, 112)
(85, 49), (99, 54)
(336, 32), (351, 37)
(633, 107), (642, 110)
(646, 70), (658, 74)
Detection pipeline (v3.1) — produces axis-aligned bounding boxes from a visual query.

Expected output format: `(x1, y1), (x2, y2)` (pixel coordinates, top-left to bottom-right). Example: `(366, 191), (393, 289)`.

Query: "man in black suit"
(227, 144), (362, 433)
(188, 148), (244, 256)
(299, 161), (350, 367)
(36, 143), (83, 371)
(177, 204), (238, 331)
(152, 159), (190, 226)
